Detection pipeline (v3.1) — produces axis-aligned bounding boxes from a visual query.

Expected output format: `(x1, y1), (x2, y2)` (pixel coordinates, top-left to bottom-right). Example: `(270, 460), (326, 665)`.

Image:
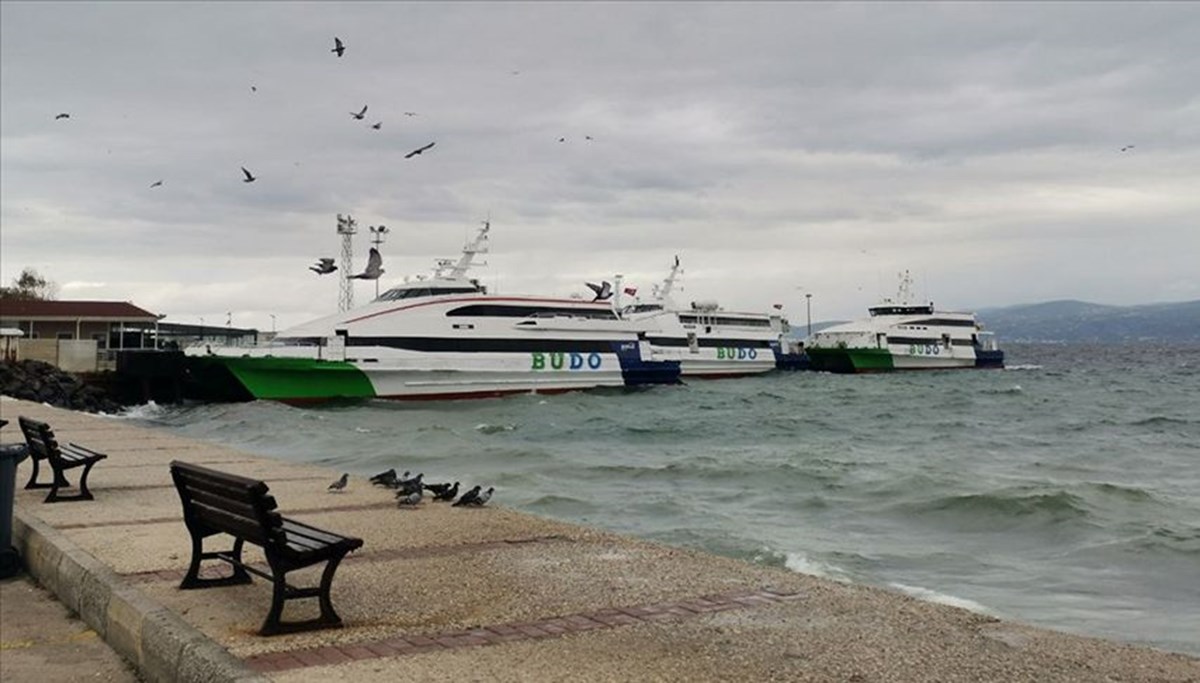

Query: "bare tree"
(0, 268), (57, 300)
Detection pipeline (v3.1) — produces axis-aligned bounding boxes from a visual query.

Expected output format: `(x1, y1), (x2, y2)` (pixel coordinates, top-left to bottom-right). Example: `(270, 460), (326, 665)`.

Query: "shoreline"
(3, 396), (1197, 682)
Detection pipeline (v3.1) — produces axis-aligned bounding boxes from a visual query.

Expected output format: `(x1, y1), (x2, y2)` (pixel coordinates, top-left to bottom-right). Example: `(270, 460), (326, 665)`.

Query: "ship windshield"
(376, 285), (481, 302)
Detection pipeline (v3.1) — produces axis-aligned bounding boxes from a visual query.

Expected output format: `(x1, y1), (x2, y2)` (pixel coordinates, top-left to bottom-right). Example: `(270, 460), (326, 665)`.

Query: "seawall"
(3, 396), (1197, 682)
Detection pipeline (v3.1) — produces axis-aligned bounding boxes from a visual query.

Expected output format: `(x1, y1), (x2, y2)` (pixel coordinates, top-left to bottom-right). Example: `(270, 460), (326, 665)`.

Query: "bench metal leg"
(180, 536), (253, 589)
(259, 551), (350, 636)
(44, 463), (92, 503)
(24, 458), (70, 491)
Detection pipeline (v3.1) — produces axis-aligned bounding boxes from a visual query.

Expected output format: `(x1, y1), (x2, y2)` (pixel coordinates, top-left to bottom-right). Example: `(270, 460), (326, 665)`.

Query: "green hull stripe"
(806, 347), (895, 373)
(220, 357), (375, 400)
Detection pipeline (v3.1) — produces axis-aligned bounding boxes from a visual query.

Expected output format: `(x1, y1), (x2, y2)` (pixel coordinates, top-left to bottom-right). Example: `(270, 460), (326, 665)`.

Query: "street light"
(368, 224), (391, 299)
(806, 293), (813, 337)
(269, 314), (276, 334)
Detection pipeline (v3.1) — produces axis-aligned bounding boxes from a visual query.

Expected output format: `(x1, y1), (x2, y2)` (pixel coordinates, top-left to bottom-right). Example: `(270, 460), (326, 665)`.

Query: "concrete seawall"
(3, 396), (1198, 682)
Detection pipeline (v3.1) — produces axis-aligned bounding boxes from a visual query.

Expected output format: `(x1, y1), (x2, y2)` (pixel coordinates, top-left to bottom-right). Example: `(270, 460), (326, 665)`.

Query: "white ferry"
(804, 272), (1004, 373)
(615, 257), (797, 378)
(184, 222), (679, 402)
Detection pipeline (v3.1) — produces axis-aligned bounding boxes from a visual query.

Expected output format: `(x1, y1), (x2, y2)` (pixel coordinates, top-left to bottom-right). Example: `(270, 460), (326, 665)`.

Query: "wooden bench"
(169, 461), (365, 636)
(18, 416), (108, 503)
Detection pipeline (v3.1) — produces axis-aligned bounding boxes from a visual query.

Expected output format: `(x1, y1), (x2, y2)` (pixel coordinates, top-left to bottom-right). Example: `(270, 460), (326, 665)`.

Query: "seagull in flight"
(327, 473), (349, 492)
(404, 141), (436, 159)
(241, 166), (257, 183)
(332, 36), (345, 57)
(586, 281), (613, 302)
(1120, 145), (1135, 152)
(351, 105), (368, 120)
(349, 247), (384, 280)
(149, 180), (163, 189)
(310, 257), (337, 275)
(55, 113), (70, 120)
(370, 121), (382, 130)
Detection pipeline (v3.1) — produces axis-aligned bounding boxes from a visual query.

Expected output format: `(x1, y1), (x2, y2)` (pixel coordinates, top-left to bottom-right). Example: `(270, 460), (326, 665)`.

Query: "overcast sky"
(2, 2), (1198, 331)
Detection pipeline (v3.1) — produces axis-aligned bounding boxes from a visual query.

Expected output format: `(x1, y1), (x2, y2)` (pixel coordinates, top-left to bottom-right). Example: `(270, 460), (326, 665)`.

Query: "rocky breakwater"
(0, 360), (123, 414)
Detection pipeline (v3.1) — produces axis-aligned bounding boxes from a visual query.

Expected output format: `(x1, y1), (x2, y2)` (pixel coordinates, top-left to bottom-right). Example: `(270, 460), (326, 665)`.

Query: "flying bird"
(149, 180), (163, 189)
(328, 473), (349, 492)
(452, 485), (482, 507)
(241, 166), (257, 183)
(55, 113), (70, 120)
(351, 105), (368, 120)
(1120, 145), (1135, 152)
(332, 36), (345, 57)
(585, 135), (593, 140)
(250, 85), (257, 93)
(310, 257), (337, 275)
(558, 137), (566, 143)
(403, 112), (418, 117)
(586, 281), (613, 302)
(349, 247), (384, 280)
(370, 121), (382, 130)
(404, 142), (436, 159)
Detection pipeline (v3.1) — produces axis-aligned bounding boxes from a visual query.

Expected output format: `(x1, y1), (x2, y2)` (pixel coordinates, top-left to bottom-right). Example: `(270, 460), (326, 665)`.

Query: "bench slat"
(191, 502), (277, 545)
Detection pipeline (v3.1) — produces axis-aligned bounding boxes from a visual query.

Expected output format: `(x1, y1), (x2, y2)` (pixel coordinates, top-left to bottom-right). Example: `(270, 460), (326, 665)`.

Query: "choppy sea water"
(120, 343), (1200, 655)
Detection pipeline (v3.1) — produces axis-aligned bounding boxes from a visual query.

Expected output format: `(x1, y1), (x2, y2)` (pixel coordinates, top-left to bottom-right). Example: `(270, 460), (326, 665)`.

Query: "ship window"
(446, 304), (618, 320)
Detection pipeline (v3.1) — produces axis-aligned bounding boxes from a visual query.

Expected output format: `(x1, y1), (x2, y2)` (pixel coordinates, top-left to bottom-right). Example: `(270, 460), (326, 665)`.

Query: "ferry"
(804, 272), (1004, 373)
(184, 222), (680, 402)
(615, 257), (801, 378)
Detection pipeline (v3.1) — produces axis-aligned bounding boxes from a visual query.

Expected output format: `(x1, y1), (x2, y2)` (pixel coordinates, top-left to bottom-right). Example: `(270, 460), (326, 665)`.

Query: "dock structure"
(2, 397), (1197, 682)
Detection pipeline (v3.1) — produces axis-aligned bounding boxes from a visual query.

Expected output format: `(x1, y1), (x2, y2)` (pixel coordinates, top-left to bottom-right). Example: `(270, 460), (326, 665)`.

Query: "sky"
(2, 2), (1198, 332)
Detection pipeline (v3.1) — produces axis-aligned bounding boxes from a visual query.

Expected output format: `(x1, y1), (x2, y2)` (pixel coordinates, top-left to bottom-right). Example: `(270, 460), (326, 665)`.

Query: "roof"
(0, 299), (161, 321)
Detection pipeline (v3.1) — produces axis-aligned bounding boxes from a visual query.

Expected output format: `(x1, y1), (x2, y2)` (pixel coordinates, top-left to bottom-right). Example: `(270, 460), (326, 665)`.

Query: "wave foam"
(785, 552), (852, 582)
(104, 401), (168, 420)
(888, 582), (996, 615)
(1004, 364), (1043, 371)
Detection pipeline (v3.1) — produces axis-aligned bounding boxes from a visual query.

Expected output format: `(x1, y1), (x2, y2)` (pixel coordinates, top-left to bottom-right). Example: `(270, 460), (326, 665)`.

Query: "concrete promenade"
(2, 396), (1197, 682)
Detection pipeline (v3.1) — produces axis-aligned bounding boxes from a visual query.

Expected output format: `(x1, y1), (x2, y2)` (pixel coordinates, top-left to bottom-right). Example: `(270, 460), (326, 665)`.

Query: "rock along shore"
(2, 396), (1198, 683)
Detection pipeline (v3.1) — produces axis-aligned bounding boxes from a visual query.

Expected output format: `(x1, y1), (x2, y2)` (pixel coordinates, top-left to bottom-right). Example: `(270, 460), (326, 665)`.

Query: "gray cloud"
(2, 2), (1198, 330)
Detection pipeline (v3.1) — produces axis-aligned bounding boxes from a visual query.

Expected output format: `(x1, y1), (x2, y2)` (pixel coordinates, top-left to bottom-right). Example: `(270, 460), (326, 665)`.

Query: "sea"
(118, 343), (1200, 656)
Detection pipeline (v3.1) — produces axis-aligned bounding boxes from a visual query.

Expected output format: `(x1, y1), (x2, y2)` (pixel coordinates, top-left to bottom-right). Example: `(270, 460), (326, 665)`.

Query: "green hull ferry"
(186, 355), (375, 402)
(804, 347), (894, 374)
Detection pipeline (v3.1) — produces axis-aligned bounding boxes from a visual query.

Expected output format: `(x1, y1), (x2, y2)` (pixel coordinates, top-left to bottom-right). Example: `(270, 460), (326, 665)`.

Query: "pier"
(2, 396), (1197, 682)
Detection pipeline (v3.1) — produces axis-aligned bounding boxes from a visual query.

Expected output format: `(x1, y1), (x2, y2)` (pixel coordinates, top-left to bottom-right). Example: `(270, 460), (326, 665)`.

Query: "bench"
(169, 461), (365, 636)
(18, 416), (108, 503)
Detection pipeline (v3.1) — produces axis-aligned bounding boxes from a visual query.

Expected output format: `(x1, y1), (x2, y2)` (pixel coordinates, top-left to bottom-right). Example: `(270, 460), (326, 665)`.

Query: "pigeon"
(328, 473), (349, 492)
(586, 281), (613, 302)
(369, 468), (397, 486)
(431, 482), (459, 501)
(370, 121), (382, 130)
(395, 472), (424, 495)
(475, 486), (494, 506)
(310, 257), (337, 275)
(55, 113), (70, 120)
(424, 481), (456, 496)
(351, 105), (368, 120)
(452, 485), (482, 507)
(149, 180), (163, 189)
(241, 166), (257, 183)
(349, 247), (384, 280)
(332, 36), (345, 57)
(396, 488), (423, 506)
(404, 142), (436, 159)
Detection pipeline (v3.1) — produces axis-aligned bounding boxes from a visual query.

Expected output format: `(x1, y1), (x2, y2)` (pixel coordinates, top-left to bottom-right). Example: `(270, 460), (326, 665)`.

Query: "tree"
(0, 267), (57, 300)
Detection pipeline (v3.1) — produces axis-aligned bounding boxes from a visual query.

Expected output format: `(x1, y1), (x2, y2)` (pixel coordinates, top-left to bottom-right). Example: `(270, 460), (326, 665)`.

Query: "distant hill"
(977, 300), (1200, 343)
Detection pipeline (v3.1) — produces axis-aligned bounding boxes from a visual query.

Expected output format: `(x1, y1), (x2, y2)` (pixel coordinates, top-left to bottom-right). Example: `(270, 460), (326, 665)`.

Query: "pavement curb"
(13, 508), (268, 683)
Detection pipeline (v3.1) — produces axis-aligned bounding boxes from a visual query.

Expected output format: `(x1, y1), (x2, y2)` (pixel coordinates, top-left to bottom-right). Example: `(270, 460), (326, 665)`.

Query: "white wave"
(475, 423), (517, 434)
(354, 427), (372, 433)
(785, 552), (852, 582)
(103, 401), (168, 420)
(888, 582), (996, 615)
(1004, 364), (1043, 371)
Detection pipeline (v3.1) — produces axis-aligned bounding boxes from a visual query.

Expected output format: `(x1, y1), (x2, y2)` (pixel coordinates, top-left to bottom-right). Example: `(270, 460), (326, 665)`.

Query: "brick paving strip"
(243, 587), (803, 673)
(120, 534), (573, 584)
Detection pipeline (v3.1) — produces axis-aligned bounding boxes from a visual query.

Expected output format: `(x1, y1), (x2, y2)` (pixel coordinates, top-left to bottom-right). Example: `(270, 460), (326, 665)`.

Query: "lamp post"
(269, 314), (276, 335)
(806, 293), (813, 337)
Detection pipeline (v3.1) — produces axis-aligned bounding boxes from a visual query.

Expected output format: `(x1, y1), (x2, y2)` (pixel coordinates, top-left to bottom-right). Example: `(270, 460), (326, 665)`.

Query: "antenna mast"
(337, 214), (357, 312)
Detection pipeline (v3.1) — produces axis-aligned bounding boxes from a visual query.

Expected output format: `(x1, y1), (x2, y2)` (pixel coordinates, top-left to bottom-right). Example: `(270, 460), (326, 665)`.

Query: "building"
(0, 299), (260, 372)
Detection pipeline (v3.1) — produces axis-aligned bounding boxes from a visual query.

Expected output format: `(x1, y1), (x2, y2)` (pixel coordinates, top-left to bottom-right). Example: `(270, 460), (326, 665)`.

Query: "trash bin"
(0, 440), (30, 578)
